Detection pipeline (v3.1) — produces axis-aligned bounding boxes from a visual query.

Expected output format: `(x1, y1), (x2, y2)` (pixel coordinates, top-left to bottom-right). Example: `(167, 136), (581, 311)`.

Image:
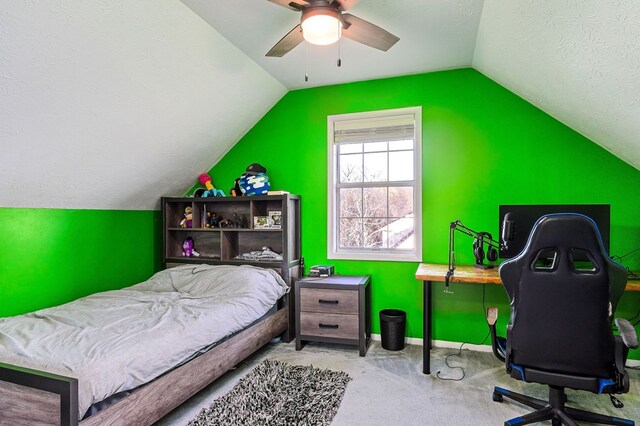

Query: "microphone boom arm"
(445, 220), (506, 290)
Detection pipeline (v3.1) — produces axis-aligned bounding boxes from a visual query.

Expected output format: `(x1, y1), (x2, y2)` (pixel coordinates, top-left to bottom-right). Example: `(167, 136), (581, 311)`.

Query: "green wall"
(205, 68), (640, 358)
(0, 208), (161, 317)
(2, 68), (637, 361)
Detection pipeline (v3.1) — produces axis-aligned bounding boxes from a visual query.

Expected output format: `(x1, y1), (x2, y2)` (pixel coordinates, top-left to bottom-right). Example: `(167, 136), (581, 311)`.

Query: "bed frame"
(0, 265), (298, 426)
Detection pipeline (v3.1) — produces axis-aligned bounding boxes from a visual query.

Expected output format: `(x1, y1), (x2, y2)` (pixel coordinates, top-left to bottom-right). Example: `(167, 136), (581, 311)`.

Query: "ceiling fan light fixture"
(301, 10), (342, 46)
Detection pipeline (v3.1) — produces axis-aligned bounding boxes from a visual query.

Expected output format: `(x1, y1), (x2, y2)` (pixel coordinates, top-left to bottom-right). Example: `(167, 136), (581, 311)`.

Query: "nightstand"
(295, 275), (371, 356)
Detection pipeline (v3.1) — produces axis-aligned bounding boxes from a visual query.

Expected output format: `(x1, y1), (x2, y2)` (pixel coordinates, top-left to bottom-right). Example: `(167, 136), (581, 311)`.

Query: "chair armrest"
(615, 318), (638, 349)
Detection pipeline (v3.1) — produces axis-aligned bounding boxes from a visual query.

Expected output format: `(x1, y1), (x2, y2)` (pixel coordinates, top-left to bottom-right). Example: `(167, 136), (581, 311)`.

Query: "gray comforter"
(0, 264), (288, 418)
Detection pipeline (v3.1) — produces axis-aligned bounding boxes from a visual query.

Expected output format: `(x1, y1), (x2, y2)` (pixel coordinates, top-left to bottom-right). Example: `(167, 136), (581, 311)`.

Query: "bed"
(0, 264), (294, 426)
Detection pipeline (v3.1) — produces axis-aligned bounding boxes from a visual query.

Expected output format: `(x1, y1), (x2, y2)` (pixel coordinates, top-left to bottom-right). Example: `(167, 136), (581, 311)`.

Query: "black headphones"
(474, 232), (498, 263)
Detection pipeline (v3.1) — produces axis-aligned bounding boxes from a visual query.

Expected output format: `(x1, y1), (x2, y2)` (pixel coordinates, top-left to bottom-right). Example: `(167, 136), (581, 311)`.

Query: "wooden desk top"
(415, 263), (640, 291)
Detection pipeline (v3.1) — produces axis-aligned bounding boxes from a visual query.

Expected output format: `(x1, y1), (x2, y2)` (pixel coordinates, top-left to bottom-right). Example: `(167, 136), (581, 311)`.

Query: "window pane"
(389, 187), (413, 217)
(363, 218), (387, 248)
(339, 218), (362, 248)
(363, 152), (387, 182)
(339, 188), (362, 218)
(340, 153), (363, 183)
(364, 141), (387, 152)
(389, 151), (414, 181)
(363, 187), (387, 218)
(340, 143), (362, 154)
(387, 218), (414, 249)
(389, 139), (413, 151)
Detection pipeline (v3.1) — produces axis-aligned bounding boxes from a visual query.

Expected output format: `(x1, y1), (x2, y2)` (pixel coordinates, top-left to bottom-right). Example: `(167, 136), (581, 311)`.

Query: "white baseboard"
(370, 334), (640, 366)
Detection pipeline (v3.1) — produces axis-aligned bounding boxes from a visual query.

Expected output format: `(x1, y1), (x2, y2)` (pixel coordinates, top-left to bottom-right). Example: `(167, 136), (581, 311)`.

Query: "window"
(327, 107), (422, 261)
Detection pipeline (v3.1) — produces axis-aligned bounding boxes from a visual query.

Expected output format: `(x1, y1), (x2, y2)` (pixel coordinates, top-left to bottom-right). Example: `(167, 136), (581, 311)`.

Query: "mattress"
(0, 264), (288, 418)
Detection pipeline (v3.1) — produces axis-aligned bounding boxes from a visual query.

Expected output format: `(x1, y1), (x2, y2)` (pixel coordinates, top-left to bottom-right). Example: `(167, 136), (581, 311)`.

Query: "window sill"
(328, 250), (422, 262)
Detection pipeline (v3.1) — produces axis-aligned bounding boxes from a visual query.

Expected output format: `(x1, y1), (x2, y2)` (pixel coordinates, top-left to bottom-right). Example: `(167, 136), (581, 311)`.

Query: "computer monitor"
(499, 204), (611, 259)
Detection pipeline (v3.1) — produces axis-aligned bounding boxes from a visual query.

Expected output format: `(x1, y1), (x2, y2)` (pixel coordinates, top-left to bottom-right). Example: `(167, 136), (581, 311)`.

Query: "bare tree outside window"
(329, 107), (422, 261)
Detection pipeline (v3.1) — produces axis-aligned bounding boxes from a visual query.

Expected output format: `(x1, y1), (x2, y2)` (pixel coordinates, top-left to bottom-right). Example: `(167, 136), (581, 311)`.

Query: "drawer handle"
(319, 323), (339, 329)
(318, 299), (339, 304)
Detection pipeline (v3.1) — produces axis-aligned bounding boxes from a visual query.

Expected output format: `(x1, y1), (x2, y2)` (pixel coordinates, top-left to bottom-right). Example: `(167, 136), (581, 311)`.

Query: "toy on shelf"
(230, 163), (271, 196)
(230, 178), (243, 197)
(181, 237), (200, 257)
(233, 212), (246, 228)
(180, 207), (193, 228)
(206, 211), (219, 228)
(198, 173), (226, 197)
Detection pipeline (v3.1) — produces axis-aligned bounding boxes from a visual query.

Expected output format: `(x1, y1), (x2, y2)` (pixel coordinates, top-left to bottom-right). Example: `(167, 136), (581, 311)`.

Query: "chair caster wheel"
(493, 392), (503, 402)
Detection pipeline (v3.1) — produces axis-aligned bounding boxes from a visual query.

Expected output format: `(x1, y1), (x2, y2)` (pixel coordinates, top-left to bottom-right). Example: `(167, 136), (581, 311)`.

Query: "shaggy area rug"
(188, 359), (352, 425)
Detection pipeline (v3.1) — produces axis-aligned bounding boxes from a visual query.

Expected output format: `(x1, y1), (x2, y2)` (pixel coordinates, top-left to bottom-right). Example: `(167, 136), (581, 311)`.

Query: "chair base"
(492, 385), (635, 426)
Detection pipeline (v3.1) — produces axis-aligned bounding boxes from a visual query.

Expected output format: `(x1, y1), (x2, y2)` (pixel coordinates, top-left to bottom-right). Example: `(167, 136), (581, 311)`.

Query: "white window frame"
(327, 106), (422, 262)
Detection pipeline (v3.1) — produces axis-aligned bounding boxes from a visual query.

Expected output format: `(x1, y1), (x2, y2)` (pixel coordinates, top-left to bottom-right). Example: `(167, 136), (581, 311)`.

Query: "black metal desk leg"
(423, 280), (433, 374)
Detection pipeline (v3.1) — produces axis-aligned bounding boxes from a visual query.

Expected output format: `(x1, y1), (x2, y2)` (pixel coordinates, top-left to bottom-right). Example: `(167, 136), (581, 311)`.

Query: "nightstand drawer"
(299, 312), (358, 339)
(299, 288), (358, 314)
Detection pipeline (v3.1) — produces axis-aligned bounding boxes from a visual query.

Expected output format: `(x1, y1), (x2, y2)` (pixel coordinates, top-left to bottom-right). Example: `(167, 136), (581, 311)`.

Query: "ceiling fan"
(266, 0), (400, 57)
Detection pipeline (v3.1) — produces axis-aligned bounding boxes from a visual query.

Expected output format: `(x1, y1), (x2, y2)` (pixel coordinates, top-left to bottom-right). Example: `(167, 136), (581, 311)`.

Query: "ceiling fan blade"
(341, 13), (399, 52)
(267, 0), (305, 11)
(266, 24), (304, 57)
(331, 0), (359, 11)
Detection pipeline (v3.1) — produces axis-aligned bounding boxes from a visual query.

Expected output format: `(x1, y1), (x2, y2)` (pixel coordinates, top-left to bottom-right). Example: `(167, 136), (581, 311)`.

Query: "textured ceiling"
(0, 1), (285, 210)
(473, 0), (640, 171)
(2, 1), (637, 212)
(181, 0), (485, 89)
(184, 0), (640, 171)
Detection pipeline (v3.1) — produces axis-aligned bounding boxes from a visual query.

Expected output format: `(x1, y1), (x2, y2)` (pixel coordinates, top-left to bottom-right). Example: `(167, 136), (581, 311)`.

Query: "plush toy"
(179, 207), (193, 228)
(239, 172), (270, 195)
(240, 163), (270, 195)
(181, 237), (200, 257)
(198, 173), (226, 197)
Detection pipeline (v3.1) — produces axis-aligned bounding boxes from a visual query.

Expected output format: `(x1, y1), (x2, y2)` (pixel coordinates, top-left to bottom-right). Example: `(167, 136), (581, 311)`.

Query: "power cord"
(436, 331), (491, 381)
(611, 247), (640, 263)
(436, 285), (491, 381)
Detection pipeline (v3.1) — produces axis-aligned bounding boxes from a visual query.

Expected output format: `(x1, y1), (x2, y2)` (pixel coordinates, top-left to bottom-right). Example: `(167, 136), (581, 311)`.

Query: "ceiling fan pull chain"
(304, 41), (309, 82)
(337, 20), (342, 67)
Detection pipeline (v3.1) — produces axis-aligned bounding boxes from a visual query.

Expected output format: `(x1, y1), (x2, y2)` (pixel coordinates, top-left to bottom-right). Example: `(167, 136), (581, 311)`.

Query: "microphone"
(501, 213), (515, 249)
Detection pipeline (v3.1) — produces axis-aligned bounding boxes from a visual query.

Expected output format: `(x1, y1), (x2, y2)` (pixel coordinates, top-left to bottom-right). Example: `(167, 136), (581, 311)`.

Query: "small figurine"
(219, 218), (233, 228)
(180, 207), (193, 228)
(198, 173), (226, 197)
(230, 177), (243, 197)
(233, 212), (245, 228)
(206, 211), (219, 228)
(181, 237), (200, 257)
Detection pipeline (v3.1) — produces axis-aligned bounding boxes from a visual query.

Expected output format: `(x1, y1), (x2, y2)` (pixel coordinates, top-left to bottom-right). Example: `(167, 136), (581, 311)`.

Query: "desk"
(415, 263), (640, 375)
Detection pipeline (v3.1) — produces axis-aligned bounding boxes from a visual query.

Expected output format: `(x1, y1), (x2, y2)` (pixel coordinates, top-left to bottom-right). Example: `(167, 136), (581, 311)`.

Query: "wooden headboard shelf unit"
(0, 195), (302, 425)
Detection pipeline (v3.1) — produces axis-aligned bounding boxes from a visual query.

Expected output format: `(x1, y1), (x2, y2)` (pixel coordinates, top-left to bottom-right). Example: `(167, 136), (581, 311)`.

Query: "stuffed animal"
(179, 207), (193, 228)
(181, 237), (200, 257)
(198, 173), (226, 197)
(239, 172), (270, 195)
(230, 163), (270, 196)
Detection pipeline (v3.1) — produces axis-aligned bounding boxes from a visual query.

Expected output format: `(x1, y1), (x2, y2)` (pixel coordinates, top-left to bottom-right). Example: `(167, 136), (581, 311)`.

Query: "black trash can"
(379, 309), (406, 351)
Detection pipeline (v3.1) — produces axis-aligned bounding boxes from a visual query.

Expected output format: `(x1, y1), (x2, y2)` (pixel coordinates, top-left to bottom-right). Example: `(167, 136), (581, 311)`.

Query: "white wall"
(473, 0), (640, 170)
(0, 0), (286, 210)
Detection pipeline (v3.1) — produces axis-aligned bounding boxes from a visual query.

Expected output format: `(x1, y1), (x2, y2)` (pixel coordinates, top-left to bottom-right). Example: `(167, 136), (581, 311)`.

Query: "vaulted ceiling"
(184, 0), (640, 170)
(1, 1), (638, 211)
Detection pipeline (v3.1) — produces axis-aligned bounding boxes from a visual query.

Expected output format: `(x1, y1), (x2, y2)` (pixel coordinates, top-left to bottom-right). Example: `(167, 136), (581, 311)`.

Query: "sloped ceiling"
(184, 0), (639, 170)
(2, 1), (637, 214)
(473, 0), (640, 171)
(0, 1), (286, 210)
(181, 0), (485, 89)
